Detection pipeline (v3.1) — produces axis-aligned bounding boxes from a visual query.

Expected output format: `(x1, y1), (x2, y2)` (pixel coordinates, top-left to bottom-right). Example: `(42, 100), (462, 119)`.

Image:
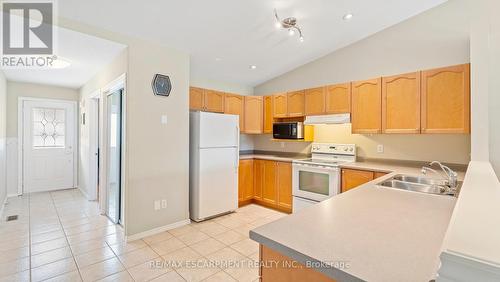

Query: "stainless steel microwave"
(273, 122), (304, 139)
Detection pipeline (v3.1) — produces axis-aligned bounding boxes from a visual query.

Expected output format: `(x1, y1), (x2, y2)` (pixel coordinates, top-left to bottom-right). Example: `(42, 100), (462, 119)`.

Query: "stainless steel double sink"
(377, 174), (460, 196)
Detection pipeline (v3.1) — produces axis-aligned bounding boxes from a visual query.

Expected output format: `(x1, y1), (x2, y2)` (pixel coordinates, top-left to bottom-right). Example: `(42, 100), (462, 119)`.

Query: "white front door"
(23, 100), (77, 193)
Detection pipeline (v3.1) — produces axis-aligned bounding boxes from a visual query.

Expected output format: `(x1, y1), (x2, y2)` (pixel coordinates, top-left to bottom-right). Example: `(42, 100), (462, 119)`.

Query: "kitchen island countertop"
(250, 171), (458, 282)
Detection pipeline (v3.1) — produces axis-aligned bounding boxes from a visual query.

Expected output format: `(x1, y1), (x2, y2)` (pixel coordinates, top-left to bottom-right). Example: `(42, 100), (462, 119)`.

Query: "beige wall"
(254, 0), (472, 164)
(5, 82), (79, 196)
(0, 71), (6, 207)
(60, 17), (191, 238)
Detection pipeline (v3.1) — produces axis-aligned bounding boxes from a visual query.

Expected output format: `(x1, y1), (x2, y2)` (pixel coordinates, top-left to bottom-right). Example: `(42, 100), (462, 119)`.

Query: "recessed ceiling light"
(215, 57), (222, 61)
(343, 13), (353, 21)
(249, 65), (257, 70)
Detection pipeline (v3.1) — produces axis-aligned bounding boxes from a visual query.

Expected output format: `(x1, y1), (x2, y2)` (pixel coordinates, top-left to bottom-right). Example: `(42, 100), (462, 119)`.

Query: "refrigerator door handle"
(234, 148), (239, 173)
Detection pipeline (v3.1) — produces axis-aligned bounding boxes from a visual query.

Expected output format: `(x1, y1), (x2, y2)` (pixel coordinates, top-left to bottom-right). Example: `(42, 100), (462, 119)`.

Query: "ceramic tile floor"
(0, 189), (286, 281)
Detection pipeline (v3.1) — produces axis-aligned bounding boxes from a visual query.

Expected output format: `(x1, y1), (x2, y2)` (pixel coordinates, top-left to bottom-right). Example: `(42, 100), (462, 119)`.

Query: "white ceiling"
(58, 0), (446, 87)
(2, 26), (127, 89)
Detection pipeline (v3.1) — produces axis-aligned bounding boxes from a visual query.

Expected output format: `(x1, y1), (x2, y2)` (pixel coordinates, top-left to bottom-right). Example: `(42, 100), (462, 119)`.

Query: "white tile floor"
(0, 189), (286, 281)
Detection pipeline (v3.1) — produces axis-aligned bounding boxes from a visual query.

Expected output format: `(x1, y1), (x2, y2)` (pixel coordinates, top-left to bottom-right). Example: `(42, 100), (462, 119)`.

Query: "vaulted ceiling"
(55, 0), (446, 87)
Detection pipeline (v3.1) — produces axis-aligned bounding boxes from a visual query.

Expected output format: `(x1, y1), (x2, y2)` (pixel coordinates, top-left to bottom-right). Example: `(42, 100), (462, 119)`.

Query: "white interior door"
(23, 100), (77, 193)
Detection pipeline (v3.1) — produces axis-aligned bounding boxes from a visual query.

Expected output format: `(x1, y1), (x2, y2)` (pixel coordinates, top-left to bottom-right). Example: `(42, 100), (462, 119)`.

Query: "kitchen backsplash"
(247, 124), (471, 165)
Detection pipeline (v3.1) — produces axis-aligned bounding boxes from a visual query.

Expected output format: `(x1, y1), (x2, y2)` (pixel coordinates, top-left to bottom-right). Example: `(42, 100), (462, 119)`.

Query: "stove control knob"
(350, 148), (354, 152)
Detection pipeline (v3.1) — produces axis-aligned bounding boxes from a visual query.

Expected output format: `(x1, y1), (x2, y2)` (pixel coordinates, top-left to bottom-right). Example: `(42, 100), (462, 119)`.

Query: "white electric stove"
(292, 143), (356, 213)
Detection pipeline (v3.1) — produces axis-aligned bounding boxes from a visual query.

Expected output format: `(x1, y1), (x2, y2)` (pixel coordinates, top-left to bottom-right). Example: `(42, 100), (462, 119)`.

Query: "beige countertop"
(239, 151), (307, 163)
(247, 155), (465, 282)
(240, 151), (467, 180)
(339, 160), (467, 180)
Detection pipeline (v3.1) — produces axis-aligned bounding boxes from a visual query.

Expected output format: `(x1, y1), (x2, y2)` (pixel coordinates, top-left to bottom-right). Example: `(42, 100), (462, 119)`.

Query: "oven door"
(292, 163), (339, 202)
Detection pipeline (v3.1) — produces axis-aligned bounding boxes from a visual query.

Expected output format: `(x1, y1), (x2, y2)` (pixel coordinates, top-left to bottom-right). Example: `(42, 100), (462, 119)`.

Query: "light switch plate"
(154, 200), (161, 210)
(161, 199), (167, 209)
(377, 144), (384, 153)
(161, 115), (168, 124)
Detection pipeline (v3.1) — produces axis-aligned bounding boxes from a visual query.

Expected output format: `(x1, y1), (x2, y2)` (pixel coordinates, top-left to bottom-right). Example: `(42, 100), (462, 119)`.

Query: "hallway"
(0, 189), (284, 281)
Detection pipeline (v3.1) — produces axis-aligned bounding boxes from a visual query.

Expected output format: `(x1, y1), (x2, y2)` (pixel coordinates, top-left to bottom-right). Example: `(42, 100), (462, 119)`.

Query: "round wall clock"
(152, 74), (172, 97)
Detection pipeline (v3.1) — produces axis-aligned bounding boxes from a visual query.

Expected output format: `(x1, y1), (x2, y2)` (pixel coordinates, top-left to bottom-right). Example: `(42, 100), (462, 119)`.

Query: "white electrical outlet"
(154, 200), (161, 211)
(161, 199), (167, 209)
(280, 142), (285, 148)
(377, 144), (384, 153)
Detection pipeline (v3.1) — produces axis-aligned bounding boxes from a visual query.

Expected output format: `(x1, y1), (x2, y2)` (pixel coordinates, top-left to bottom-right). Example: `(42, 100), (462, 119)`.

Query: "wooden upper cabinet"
(276, 162), (292, 213)
(262, 160), (277, 206)
(244, 96), (263, 134)
(189, 87), (204, 110)
(382, 72), (421, 133)
(351, 78), (382, 134)
(305, 87), (326, 116)
(224, 94), (244, 130)
(273, 93), (288, 118)
(341, 169), (374, 193)
(287, 90), (305, 117)
(421, 64), (470, 133)
(204, 90), (225, 113)
(263, 96), (274, 134)
(326, 83), (351, 114)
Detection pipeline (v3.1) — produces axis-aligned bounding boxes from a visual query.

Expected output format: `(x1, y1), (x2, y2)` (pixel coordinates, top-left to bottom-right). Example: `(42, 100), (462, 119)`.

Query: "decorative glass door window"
(32, 108), (66, 148)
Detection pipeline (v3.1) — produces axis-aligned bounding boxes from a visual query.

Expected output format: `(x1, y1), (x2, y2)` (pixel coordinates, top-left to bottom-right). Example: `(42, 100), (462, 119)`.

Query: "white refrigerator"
(189, 111), (239, 222)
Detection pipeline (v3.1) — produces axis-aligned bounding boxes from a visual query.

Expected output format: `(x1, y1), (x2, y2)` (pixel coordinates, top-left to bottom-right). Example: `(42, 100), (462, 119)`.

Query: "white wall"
(60, 17), (191, 238)
(5, 82), (79, 196)
(0, 71), (7, 209)
(190, 77), (254, 96)
(488, 0), (500, 175)
(79, 49), (127, 200)
(468, 0), (500, 176)
(253, 0), (472, 164)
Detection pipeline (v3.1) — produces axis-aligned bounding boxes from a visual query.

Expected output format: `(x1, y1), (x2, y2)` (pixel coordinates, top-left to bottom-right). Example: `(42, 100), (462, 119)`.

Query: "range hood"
(304, 113), (350, 125)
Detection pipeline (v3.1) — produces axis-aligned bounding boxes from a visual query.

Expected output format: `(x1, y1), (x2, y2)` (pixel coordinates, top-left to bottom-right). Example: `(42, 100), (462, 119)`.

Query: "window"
(32, 108), (65, 148)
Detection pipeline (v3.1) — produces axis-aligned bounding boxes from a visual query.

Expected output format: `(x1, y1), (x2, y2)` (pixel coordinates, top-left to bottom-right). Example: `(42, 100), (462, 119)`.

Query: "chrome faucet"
(421, 161), (458, 188)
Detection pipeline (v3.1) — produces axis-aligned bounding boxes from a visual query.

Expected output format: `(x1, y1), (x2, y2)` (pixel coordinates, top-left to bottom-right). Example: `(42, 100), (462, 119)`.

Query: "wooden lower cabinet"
(260, 245), (336, 282)
(238, 159), (254, 206)
(253, 160), (264, 201)
(261, 160), (278, 206)
(276, 162), (292, 213)
(341, 168), (390, 193)
(374, 171), (388, 179)
(238, 159), (293, 213)
(341, 168), (374, 193)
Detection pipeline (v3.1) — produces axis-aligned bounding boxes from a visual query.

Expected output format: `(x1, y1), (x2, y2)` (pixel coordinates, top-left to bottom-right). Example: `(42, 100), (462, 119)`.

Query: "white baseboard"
(78, 187), (90, 200)
(125, 219), (191, 242)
